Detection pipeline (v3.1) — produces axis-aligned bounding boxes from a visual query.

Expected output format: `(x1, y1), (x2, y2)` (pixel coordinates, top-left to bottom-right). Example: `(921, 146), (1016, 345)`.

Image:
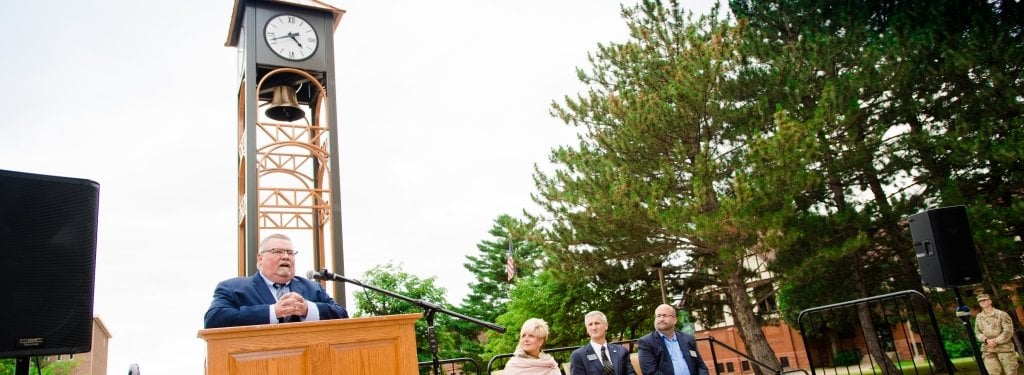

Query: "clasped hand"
(275, 292), (308, 318)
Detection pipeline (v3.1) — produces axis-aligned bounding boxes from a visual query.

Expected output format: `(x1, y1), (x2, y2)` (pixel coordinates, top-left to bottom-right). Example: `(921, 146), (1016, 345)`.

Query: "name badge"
(690, 350), (698, 357)
(587, 354), (598, 361)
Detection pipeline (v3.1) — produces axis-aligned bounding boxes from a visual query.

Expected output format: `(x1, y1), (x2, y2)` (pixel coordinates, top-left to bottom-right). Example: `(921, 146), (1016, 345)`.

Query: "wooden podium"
(198, 313), (422, 374)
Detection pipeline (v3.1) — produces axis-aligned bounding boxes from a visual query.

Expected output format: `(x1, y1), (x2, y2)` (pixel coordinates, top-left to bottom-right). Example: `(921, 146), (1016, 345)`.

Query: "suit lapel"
(607, 345), (621, 371)
(290, 279), (306, 298)
(251, 274), (276, 304)
(587, 345), (604, 374)
(675, 335), (691, 372)
(657, 331), (689, 372)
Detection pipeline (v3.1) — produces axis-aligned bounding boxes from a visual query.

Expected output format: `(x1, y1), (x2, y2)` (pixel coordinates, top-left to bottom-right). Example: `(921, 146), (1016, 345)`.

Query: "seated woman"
(503, 318), (561, 375)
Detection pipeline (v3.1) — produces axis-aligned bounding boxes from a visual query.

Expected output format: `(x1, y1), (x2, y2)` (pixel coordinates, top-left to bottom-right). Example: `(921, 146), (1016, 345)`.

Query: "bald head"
(654, 304), (678, 336)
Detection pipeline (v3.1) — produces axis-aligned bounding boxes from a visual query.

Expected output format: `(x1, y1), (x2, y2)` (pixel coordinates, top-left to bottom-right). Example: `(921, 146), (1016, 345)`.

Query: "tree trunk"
(851, 256), (901, 375)
(726, 268), (780, 375)
(855, 303), (901, 375)
(913, 291), (953, 372)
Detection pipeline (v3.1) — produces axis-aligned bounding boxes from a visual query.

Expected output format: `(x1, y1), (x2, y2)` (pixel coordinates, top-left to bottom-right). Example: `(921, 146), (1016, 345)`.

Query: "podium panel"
(198, 313), (421, 375)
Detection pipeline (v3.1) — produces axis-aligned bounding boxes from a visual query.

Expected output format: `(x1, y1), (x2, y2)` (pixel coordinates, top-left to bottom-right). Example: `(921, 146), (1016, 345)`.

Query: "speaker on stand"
(908, 205), (986, 374)
(909, 205), (982, 287)
(0, 169), (100, 375)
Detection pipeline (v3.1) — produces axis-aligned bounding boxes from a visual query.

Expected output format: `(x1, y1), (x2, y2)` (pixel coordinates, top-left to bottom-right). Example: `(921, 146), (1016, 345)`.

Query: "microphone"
(306, 269), (332, 280)
(307, 269), (369, 288)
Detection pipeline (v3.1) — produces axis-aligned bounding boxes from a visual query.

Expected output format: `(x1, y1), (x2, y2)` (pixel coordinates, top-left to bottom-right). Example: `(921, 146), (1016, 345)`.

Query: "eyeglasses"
(656, 314), (676, 319)
(261, 248), (299, 256)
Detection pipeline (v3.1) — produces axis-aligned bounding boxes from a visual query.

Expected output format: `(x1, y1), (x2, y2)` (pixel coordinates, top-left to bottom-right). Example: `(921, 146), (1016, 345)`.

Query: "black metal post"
(953, 287), (987, 375)
(15, 356), (29, 375)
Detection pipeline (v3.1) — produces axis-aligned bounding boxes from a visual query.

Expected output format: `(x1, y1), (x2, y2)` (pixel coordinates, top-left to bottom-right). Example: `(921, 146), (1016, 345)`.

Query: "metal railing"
(701, 336), (808, 375)
(417, 357), (483, 375)
(419, 335), (792, 374)
(420, 291), (960, 375)
(797, 290), (955, 375)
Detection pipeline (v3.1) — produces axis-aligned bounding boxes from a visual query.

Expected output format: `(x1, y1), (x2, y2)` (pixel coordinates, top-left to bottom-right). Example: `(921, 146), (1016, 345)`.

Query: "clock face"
(264, 14), (318, 61)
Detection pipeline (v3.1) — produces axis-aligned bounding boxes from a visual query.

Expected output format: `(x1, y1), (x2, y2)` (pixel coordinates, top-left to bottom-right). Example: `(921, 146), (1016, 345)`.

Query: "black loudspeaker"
(0, 169), (100, 358)
(908, 205), (982, 288)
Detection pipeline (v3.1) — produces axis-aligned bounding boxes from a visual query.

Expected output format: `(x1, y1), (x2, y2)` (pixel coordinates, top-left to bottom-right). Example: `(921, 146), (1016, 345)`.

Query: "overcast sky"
(0, 0), (717, 373)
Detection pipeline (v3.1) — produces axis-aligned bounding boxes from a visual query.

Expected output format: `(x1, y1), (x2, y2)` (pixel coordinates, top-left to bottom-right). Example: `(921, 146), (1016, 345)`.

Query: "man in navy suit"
(569, 311), (636, 375)
(204, 233), (348, 328)
(637, 304), (709, 375)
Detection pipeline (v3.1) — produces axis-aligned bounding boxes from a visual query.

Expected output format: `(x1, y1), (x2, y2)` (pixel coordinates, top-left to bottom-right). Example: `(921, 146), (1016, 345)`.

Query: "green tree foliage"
(533, 0), (786, 370)
(532, 0), (1021, 372)
(485, 270), (578, 357)
(453, 214), (546, 363)
(0, 357), (78, 375)
(351, 262), (458, 362)
(940, 324), (973, 359)
(460, 214), (545, 323)
(730, 0), (1024, 308)
(729, 0), (1022, 369)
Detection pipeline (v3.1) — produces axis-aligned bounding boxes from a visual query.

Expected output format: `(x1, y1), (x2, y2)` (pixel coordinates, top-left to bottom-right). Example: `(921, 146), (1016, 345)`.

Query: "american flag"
(506, 240), (516, 282)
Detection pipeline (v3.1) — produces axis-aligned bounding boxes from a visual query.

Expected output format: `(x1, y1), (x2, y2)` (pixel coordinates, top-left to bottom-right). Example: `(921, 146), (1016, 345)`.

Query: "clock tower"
(225, 0), (347, 302)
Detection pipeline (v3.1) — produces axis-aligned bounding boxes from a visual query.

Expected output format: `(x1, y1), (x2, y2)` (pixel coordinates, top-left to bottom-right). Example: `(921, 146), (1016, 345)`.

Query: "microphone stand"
(313, 268), (506, 375)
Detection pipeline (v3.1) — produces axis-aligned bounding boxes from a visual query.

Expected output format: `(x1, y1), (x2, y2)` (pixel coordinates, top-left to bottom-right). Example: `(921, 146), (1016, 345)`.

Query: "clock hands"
(270, 32), (299, 41)
(289, 34), (303, 48)
(265, 15), (317, 60)
(269, 31), (306, 48)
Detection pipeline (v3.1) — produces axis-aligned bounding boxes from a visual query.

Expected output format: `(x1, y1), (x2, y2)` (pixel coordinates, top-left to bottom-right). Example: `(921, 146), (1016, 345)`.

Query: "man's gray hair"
(259, 233), (292, 251)
(585, 310), (607, 324)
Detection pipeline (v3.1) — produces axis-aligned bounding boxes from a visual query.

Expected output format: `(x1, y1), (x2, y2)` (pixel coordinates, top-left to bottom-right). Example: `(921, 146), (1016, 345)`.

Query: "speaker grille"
(0, 169), (99, 358)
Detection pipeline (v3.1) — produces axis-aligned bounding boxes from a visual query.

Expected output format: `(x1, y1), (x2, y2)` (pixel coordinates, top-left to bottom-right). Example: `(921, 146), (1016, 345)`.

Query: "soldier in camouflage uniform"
(974, 293), (1018, 375)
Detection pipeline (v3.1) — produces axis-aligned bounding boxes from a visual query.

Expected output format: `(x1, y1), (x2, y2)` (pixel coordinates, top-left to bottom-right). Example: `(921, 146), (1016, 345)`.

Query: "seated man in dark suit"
(204, 233), (348, 328)
(637, 304), (709, 375)
(570, 310), (635, 375)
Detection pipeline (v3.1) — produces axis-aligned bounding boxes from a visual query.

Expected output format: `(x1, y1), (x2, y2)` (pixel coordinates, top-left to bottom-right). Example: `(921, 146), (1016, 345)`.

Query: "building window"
(726, 362), (735, 373)
(780, 357), (790, 368)
(742, 360), (750, 371)
(757, 295), (779, 313)
(716, 363), (725, 373)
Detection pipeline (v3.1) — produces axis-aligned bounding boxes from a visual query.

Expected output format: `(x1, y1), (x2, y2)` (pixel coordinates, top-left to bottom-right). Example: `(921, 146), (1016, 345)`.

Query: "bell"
(265, 86), (305, 122)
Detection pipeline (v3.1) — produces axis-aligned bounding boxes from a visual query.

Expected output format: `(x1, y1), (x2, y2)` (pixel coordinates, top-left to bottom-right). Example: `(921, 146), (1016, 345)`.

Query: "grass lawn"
(886, 357), (982, 375)
(949, 357), (983, 375)
(811, 357), (984, 375)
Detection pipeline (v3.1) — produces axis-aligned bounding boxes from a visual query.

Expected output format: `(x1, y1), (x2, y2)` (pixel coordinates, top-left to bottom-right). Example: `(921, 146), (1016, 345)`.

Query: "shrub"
(833, 349), (861, 366)
(941, 325), (974, 358)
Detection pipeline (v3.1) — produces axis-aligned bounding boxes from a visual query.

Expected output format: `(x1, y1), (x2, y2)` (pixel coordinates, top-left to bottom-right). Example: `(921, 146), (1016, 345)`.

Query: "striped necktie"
(601, 345), (614, 375)
(273, 283), (289, 300)
(273, 283), (292, 323)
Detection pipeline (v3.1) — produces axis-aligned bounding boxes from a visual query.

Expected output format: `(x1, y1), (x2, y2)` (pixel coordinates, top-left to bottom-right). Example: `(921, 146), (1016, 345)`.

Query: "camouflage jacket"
(975, 308), (1015, 353)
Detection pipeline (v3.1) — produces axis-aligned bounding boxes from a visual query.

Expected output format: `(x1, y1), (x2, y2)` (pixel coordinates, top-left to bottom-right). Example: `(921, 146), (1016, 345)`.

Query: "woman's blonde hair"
(519, 318), (550, 340)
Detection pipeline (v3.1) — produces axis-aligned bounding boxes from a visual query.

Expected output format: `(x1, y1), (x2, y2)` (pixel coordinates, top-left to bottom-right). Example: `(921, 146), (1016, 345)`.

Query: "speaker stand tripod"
(953, 287), (988, 375)
(15, 356), (29, 375)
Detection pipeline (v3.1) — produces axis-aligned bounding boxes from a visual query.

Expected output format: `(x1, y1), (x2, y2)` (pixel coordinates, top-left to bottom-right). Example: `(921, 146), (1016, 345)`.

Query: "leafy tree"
(533, 0), (785, 371)
(351, 262), (458, 362)
(730, 0), (1023, 370)
(485, 270), (578, 357)
(453, 214), (546, 363)
(726, 0), (944, 370)
(460, 214), (546, 323)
